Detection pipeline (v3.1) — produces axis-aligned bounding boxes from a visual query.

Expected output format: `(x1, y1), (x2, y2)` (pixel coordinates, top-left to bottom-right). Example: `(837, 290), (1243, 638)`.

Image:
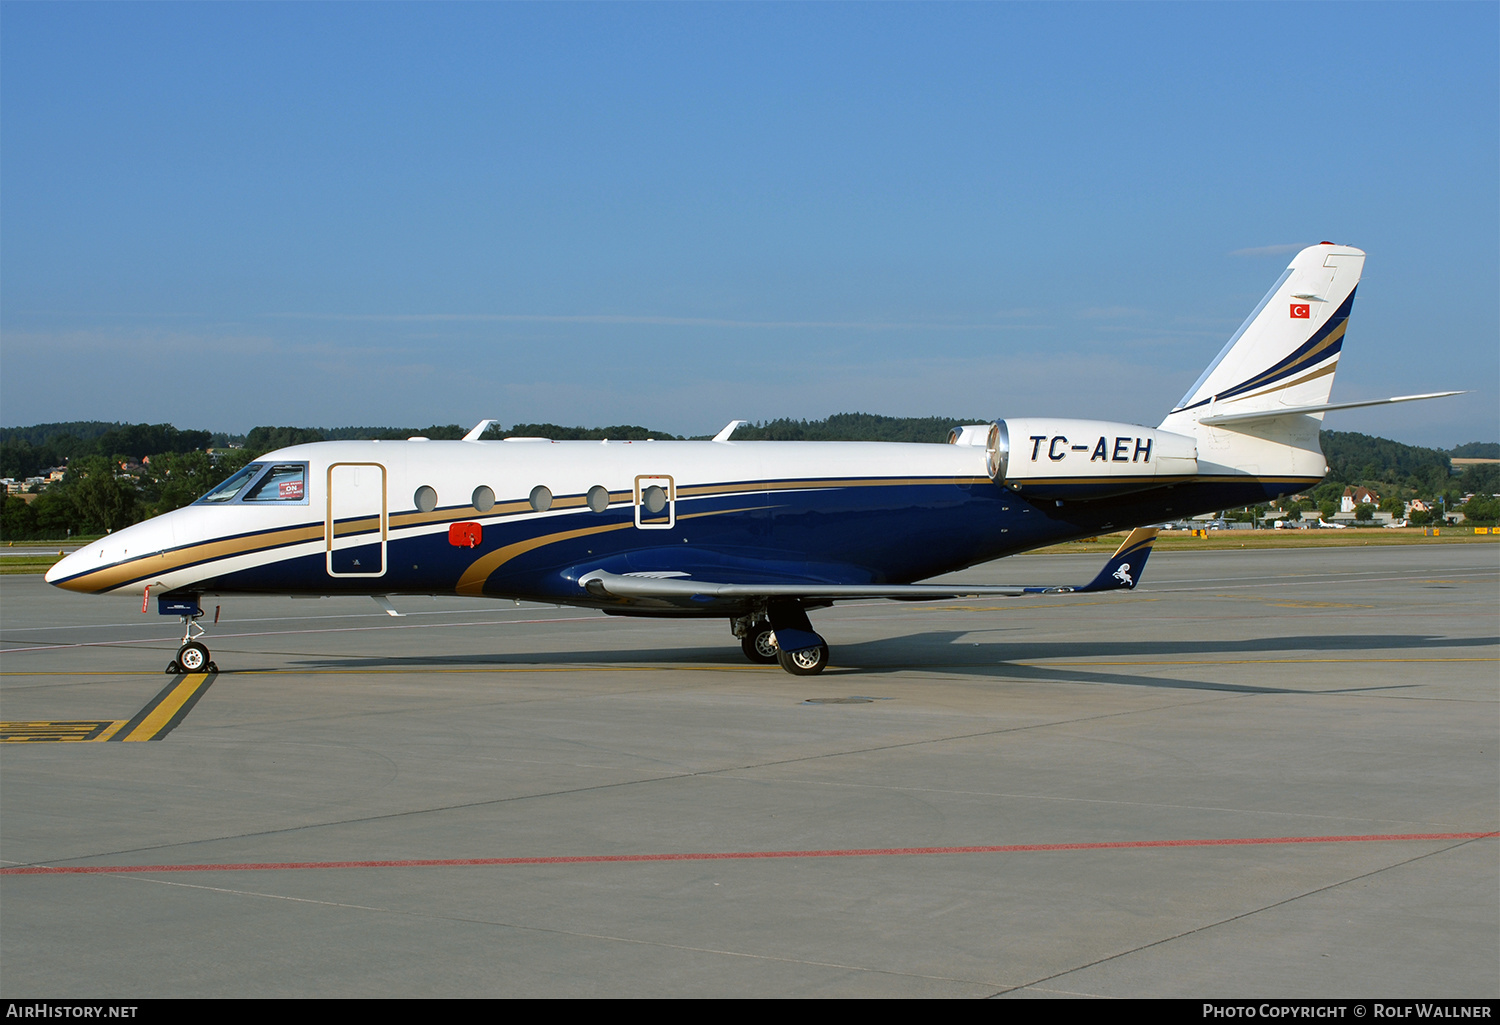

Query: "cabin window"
(586, 485), (610, 512)
(414, 486), (438, 513)
(530, 485), (552, 512)
(197, 464), (264, 504)
(243, 464), (308, 502)
(472, 485), (495, 513)
(633, 474), (675, 529)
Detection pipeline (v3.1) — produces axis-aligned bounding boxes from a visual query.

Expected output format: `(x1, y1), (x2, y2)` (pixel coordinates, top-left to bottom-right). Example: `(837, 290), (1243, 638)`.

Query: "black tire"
(177, 641), (210, 673)
(741, 624), (779, 664)
(776, 642), (829, 676)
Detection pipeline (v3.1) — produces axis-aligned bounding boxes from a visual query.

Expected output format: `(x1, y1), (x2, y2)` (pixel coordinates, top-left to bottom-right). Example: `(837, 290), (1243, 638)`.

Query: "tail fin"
(1159, 243), (1365, 479)
(1172, 243), (1365, 419)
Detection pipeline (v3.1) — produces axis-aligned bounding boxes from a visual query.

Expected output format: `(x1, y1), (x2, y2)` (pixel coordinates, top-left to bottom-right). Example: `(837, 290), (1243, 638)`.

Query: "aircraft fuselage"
(47, 437), (1303, 616)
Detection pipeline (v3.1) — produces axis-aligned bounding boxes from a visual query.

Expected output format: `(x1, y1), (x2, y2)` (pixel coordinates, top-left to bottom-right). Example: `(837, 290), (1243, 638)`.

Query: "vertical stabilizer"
(1172, 243), (1364, 417)
(1159, 243), (1365, 480)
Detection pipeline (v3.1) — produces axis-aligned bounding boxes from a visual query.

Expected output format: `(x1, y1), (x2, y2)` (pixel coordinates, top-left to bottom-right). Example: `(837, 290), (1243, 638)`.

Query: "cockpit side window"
(243, 463), (308, 502)
(198, 464), (264, 504)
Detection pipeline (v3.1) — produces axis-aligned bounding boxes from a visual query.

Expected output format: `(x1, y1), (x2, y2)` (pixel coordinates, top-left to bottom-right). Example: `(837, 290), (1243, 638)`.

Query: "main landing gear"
(732, 601), (830, 676)
(776, 641), (829, 676)
(165, 606), (219, 675)
(739, 621), (780, 664)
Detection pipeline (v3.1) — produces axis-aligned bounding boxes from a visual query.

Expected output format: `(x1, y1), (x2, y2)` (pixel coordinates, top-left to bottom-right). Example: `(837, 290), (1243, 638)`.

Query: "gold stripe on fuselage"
(675, 476), (990, 498)
(49, 523), (325, 594)
(51, 473), (1262, 595)
(453, 506), (764, 595)
(55, 475), (991, 593)
(1005, 474), (1321, 488)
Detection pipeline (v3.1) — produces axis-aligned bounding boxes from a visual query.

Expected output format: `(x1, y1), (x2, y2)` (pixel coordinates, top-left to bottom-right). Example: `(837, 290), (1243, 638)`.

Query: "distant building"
(1341, 486), (1379, 513)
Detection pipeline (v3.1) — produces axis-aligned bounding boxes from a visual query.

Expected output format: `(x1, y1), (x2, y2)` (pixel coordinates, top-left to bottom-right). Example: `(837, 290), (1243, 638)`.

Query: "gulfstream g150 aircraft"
(47, 243), (1457, 675)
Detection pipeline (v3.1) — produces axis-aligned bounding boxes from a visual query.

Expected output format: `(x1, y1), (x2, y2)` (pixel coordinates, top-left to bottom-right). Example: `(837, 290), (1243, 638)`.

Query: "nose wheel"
(165, 610), (218, 674)
(170, 641), (213, 673)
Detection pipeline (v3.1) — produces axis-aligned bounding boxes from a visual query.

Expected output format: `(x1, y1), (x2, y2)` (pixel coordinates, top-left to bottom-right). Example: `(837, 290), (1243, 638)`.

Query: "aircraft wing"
(580, 529), (1159, 601)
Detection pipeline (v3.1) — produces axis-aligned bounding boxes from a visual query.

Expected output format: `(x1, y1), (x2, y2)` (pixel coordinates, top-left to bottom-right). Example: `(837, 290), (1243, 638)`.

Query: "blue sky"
(3, 3), (1495, 447)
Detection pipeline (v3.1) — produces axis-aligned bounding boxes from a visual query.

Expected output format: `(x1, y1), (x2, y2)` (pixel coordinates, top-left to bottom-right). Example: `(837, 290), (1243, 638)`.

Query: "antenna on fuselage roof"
(463, 419), (500, 441)
(714, 420), (749, 442)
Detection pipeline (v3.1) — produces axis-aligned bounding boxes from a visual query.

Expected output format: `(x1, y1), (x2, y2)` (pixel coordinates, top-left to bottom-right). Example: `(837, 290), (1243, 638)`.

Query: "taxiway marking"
(111, 672), (217, 741)
(3, 831), (1494, 875)
(0, 719), (125, 742)
(0, 672), (216, 743)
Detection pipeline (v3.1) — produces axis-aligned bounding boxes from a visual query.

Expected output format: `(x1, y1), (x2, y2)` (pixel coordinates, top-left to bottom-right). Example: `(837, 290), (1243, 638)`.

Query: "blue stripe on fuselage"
(194, 475), (1309, 605)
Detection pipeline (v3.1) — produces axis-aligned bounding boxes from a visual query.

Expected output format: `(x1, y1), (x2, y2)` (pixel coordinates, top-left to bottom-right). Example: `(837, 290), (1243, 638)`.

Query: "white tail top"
(1172, 243), (1365, 417)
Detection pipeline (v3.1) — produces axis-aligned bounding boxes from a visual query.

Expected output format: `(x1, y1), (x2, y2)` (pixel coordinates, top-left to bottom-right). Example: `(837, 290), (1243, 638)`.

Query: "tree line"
(0, 422), (222, 480)
(1315, 430), (1497, 524)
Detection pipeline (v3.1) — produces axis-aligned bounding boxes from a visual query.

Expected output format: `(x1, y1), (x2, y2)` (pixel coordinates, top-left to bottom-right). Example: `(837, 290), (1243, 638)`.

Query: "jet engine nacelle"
(985, 418), (1198, 500)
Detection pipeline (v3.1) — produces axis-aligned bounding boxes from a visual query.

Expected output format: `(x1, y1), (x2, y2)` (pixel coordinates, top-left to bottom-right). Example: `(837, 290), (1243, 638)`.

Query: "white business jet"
(47, 243), (1457, 675)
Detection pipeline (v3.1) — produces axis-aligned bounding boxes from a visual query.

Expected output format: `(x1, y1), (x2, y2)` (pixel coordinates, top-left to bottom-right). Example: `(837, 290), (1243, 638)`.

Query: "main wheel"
(776, 642), (829, 675)
(741, 623), (779, 664)
(177, 641), (210, 672)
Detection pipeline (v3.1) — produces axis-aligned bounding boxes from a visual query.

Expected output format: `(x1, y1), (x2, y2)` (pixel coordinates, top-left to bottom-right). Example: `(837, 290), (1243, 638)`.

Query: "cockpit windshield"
(198, 464), (264, 504)
(195, 462), (310, 505)
(243, 464), (307, 502)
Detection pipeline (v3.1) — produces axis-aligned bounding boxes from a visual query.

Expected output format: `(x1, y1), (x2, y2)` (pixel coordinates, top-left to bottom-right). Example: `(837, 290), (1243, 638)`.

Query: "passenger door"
(326, 463), (387, 577)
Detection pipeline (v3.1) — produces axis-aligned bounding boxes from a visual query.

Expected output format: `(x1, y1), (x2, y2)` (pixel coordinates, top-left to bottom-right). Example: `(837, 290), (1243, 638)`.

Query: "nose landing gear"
(165, 605), (219, 675)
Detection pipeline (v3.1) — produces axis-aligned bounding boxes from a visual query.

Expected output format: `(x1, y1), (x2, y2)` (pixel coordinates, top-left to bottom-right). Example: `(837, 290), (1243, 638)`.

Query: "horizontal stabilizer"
(1197, 391), (1463, 426)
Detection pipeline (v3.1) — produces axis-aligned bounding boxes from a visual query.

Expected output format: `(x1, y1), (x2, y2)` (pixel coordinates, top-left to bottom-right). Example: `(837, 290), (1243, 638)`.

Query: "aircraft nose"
(44, 515), (177, 593)
(45, 543), (98, 590)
